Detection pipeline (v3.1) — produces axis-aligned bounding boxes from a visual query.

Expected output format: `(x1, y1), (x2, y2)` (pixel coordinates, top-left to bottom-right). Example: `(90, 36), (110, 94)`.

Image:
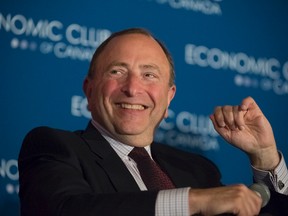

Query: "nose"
(121, 74), (143, 96)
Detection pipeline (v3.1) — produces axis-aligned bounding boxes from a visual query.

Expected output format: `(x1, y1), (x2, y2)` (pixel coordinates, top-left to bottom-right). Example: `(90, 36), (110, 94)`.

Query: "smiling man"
(18, 28), (288, 216)
(83, 31), (176, 148)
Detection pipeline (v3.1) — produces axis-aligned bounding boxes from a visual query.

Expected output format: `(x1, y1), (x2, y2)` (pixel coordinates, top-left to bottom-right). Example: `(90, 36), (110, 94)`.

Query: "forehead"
(106, 33), (160, 51)
(96, 34), (170, 69)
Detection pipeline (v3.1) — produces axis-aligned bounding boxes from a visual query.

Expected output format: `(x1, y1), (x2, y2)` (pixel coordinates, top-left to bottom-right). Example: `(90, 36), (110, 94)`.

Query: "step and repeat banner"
(1, 0), (288, 215)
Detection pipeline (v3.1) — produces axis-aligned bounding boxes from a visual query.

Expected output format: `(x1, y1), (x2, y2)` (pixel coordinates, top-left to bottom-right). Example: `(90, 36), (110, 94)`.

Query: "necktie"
(128, 147), (175, 191)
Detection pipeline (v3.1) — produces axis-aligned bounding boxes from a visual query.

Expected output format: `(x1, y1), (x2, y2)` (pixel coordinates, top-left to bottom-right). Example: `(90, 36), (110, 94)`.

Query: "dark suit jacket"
(18, 123), (287, 216)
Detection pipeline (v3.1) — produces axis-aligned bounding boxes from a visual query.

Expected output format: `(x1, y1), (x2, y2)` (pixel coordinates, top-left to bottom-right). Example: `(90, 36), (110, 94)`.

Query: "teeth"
(120, 104), (145, 110)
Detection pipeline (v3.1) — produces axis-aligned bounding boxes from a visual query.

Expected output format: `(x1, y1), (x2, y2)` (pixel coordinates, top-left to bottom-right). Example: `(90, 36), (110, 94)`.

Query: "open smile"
(116, 103), (148, 110)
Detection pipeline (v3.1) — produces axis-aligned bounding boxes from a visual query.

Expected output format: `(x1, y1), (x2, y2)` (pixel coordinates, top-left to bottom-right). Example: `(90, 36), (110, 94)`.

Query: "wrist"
(188, 189), (205, 215)
(249, 147), (280, 170)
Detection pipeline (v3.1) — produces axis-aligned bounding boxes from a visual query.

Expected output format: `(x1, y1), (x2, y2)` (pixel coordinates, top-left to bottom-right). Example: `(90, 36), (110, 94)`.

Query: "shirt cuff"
(252, 152), (288, 194)
(155, 187), (190, 216)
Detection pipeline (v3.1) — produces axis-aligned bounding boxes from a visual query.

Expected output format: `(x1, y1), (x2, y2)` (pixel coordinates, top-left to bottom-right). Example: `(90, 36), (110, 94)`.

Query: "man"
(18, 28), (288, 215)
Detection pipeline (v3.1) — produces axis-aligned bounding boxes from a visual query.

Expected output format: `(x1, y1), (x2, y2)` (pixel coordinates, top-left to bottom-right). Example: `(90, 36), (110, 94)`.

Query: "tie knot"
(129, 147), (151, 162)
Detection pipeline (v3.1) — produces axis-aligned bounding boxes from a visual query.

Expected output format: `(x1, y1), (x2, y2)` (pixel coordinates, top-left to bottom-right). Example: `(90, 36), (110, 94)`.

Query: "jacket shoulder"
(19, 126), (85, 159)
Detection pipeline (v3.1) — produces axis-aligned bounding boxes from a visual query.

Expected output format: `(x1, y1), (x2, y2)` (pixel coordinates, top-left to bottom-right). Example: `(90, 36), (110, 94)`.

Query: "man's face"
(84, 33), (176, 146)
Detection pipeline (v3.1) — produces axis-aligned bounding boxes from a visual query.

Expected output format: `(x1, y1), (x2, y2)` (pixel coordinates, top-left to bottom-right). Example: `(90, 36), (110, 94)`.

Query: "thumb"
(240, 96), (259, 113)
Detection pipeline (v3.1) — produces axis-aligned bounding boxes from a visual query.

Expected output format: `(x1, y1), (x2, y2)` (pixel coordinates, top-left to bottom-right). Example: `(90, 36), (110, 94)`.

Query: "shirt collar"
(91, 120), (152, 158)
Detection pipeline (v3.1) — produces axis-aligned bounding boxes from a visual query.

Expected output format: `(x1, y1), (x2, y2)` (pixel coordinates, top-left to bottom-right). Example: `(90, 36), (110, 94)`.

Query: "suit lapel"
(80, 123), (140, 192)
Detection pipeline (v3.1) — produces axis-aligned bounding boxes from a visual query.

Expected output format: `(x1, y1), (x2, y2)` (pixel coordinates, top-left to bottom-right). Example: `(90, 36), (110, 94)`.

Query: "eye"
(141, 64), (160, 80)
(109, 68), (126, 77)
(144, 72), (157, 79)
(110, 69), (121, 75)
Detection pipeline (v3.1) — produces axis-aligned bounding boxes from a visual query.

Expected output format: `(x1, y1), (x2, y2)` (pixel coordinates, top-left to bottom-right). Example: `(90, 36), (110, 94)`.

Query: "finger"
(232, 184), (262, 216)
(212, 106), (226, 128)
(222, 106), (237, 130)
(209, 114), (224, 136)
(246, 189), (262, 215)
(233, 106), (245, 130)
(240, 96), (258, 113)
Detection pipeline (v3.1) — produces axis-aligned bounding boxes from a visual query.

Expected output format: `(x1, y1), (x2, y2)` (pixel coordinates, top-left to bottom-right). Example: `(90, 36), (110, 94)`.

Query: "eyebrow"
(140, 64), (160, 72)
(107, 61), (128, 69)
(107, 61), (160, 72)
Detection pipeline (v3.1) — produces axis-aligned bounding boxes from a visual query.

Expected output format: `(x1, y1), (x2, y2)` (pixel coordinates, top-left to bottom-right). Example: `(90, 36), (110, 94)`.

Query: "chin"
(115, 125), (149, 136)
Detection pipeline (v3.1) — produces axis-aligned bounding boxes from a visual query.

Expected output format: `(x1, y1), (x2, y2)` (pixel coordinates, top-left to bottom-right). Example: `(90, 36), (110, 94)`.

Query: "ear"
(164, 85), (176, 118)
(83, 77), (92, 111)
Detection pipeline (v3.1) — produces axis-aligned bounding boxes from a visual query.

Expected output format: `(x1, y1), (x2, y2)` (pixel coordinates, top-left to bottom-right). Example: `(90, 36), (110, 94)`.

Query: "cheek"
(150, 88), (170, 108)
(101, 81), (119, 99)
(95, 81), (122, 110)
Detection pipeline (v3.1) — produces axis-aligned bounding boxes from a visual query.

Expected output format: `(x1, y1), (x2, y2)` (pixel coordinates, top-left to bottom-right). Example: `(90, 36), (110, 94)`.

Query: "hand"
(189, 184), (262, 216)
(210, 96), (279, 170)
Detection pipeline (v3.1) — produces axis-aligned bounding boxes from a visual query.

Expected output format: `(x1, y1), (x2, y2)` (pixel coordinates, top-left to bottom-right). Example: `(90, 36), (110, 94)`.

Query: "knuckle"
(222, 105), (231, 112)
